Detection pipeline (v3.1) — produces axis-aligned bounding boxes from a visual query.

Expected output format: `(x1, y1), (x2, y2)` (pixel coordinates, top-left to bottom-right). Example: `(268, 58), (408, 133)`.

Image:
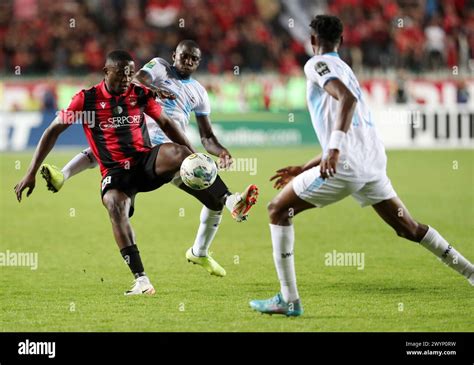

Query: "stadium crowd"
(0, 0), (472, 75)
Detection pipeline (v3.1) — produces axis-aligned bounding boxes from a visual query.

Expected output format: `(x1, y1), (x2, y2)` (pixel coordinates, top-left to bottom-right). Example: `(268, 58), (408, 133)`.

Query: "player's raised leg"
(102, 189), (155, 296)
(184, 209), (226, 277)
(373, 197), (474, 285)
(175, 176), (231, 277)
(178, 175), (258, 223)
(226, 183), (259, 223)
(249, 181), (314, 316)
(179, 173), (258, 219)
(176, 175), (258, 277)
(179, 178), (226, 276)
(159, 144), (230, 276)
(40, 148), (97, 192)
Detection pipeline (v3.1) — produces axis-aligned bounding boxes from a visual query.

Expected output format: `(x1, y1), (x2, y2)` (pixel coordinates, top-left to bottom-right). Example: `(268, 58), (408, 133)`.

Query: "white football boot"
(124, 276), (156, 296)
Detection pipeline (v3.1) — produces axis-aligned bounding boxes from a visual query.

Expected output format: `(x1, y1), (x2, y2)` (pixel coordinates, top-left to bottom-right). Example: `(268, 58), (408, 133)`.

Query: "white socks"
(224, 193), (241, 213)
(270, 224), (299, 302)
(192, 207), (223, 257)
(62, 148), (97, 180)
(420, 226), (474, 279)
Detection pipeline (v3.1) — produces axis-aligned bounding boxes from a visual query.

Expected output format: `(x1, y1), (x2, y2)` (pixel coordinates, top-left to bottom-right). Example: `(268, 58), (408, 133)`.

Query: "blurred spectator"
(456, 80), (470, 103)
(394, 17), (425, 72)
(394, 69), (409, 104)
(0, 0), (473, 75)
(145, 0), (181, 28)
(42, 86), (57, 111)
(425, 14), (445, 69)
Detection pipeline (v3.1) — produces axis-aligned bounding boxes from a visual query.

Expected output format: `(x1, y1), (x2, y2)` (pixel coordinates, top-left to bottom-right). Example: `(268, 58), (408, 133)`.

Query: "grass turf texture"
(1, 148), (473, 332)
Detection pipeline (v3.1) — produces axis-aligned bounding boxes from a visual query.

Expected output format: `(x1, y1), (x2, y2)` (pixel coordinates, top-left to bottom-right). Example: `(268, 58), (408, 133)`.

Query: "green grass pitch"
(0, 148), (473, 331)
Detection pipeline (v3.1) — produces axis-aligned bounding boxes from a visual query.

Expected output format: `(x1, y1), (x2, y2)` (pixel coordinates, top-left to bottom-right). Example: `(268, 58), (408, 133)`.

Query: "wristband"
(328, 130), (346, 150)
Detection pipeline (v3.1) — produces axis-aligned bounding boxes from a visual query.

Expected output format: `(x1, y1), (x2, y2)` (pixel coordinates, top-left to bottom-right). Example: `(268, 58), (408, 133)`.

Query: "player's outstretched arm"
(301, 152), (323, 172)
(270, 153), (323, 190)
(14, 117), (71, 202)
(320, 79), (357, 178)
(196, 115), (232, 169)
(133, 70), (176, 100)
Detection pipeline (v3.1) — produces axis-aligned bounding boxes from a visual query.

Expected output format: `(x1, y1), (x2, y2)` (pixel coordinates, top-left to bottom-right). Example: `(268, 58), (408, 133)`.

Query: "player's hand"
(218, 149), (233, 169)
(320, 149), (339, 179)
(270, 165), (303, 190)
(155, 89), (176, 100)
(14, 173), (36, 202)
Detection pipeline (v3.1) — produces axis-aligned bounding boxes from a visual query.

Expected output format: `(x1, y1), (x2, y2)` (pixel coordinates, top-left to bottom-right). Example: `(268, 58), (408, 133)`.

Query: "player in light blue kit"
(40, 41), (258, 288)
(249, 15), (473, 317)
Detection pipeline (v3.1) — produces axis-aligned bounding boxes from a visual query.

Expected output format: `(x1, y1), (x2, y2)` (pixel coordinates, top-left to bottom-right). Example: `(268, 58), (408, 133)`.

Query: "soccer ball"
(180, 153), (218, 190)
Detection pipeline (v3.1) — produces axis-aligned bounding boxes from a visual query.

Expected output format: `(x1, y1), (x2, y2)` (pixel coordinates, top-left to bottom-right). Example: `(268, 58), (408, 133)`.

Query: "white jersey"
(140, 57), (211, 145)
(304, 52), (387, 182)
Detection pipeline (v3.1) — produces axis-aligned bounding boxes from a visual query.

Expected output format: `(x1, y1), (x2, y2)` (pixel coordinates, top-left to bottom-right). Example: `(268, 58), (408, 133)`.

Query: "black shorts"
(100, 145), (172, 217)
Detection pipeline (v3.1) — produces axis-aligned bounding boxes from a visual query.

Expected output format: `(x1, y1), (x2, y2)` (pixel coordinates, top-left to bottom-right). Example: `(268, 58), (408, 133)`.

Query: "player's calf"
(374, 198), (473, 284)
(102, 190), (153, 294)
(393, 220), (428, 242)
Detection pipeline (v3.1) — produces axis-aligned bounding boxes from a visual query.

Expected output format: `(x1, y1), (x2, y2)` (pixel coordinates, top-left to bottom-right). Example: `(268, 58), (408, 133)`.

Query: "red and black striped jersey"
(59, 80), (162, 177)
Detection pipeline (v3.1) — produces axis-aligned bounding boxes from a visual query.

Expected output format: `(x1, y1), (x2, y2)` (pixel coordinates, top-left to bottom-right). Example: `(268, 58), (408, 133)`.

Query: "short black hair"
(176, 39), (200, 51)
(309, 15), (343, 45)
(105, 50), (134, 64)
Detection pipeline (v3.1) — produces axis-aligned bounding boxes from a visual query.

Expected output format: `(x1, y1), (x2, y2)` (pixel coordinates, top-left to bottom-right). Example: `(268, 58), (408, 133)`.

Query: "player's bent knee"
(170, 145), (192, 172)
(102, 193), (130, 223)
(157, 143), (192, 175)
(175, 144), (192, 163)
(107, 202), (130, 224)
(267, 200), (287, 222)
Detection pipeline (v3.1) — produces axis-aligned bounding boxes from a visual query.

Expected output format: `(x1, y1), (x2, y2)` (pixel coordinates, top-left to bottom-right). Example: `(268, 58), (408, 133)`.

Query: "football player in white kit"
(40, 41), (259, 288)
(249, 15), (474, 316)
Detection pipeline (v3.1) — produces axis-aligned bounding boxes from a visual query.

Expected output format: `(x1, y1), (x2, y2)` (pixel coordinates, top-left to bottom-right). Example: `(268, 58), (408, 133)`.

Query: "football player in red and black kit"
(14, 50), (198, 295)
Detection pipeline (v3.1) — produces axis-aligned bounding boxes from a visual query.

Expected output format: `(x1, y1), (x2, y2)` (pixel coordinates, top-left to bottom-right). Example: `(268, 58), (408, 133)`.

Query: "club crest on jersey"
(315, 61), (330, 76)
(129, 97), (137, 106)
(113, 105), (123, 115)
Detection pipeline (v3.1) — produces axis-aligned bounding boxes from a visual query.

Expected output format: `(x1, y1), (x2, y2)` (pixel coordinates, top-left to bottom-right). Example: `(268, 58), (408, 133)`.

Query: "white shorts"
(292, 166), (397, 208)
